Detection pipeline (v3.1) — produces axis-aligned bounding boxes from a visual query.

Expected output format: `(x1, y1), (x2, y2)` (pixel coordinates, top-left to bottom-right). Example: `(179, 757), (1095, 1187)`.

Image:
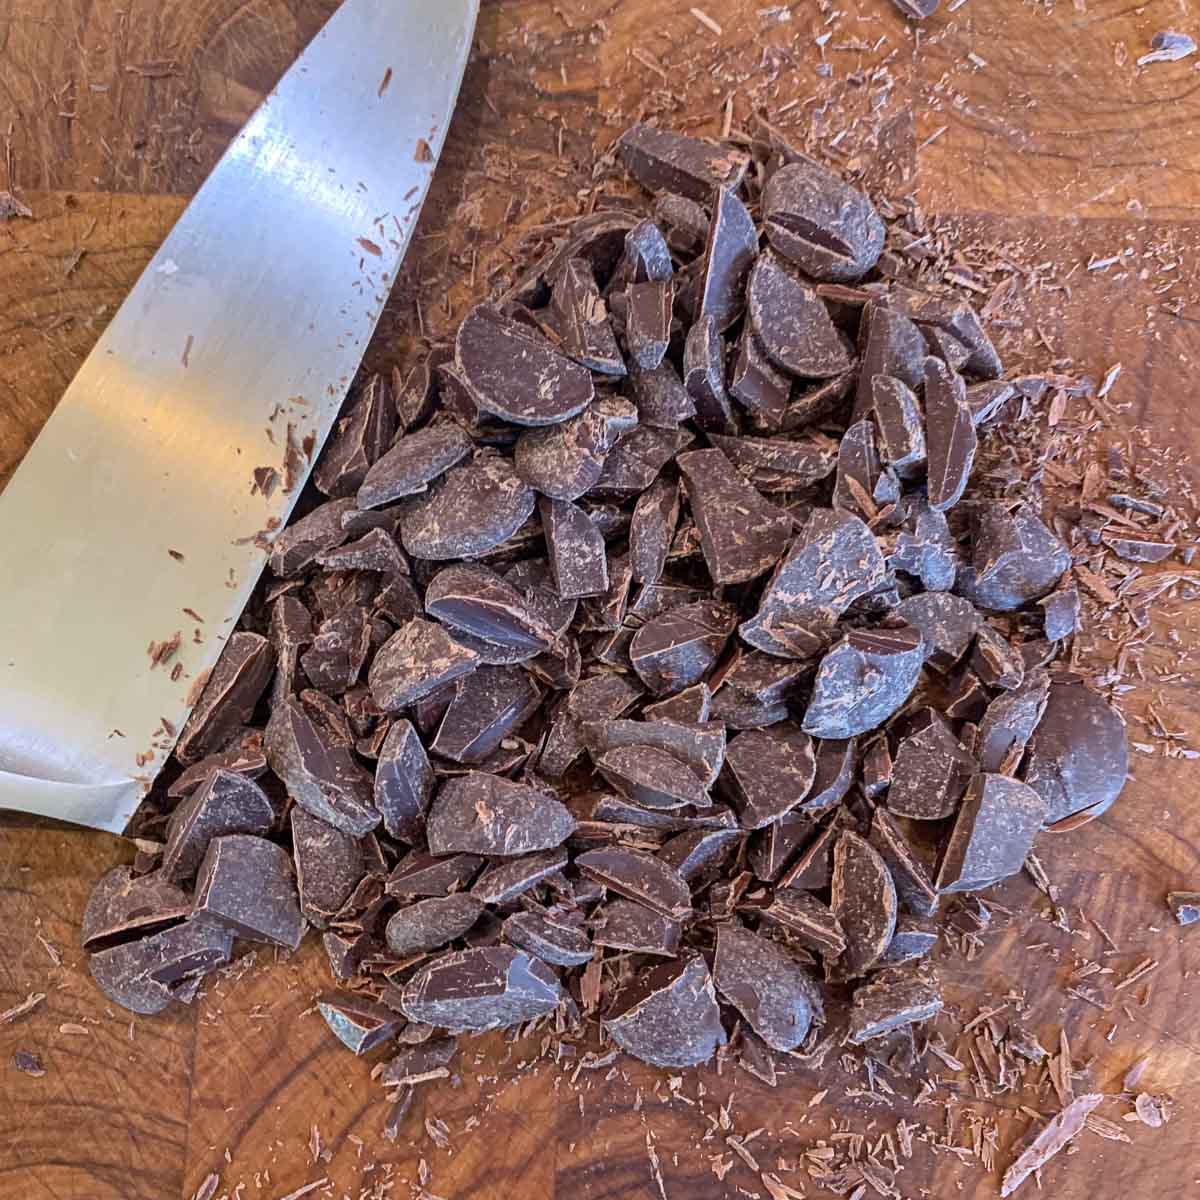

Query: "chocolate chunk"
(455, 305), (594, 426)
(583, 718), (727, 786)
(654, 192), (710, 252)
(715, 921), (823, 1051)
(872, 376), (927, 478)
(861, 736), (893, 799)
(393, 352), (442, 431)
(268, 498), (357, 578)
(748, 812), (817, 881)
(81, 867), (191, 952)
(300, 605), (371, 694)
(316, 528), (408, 577)
(193, 834), (305, 949)
(357, 423), (472, 510)
(1023, 681), (1128, 826)
(539, 673), (643, 776)
(368, 618), (479, 712)
(603, 954), (726, 1067)
(854, 303), (926, 417)
(887, 497), (959, 591)
(1038, 582), (1081, 641)
(400, 455), (536, 560)
(802, 626), (924, 739)
(265, 699), (379, 835)
(762, 161), (885, 282)
(314, 374), (397, 498)
(944, 669), (990, 722)
(596, 744), (710, 810)
(728, 330), (793, 428)
(630, 599), (738, 694)
(469, 848), (567, 905)
(869, 807), (938, 917)
(596, 424), (693, 493)
(884, 285), (1002, 379)
(683, 315), (737, 433)
(894, 592), (977, 672)
(835, 418), (897, 518)
(385, 894), (484, 956)
(427, 773), (576, 857)
(1168, 891), (1200, 926)
(777, 371), (854, 433)
(617, 123), (750, 202)
(291, 808), (364, 929)
(659, 828), (740, 881)
(628, 361), (696, 428)
(431, 666), (541, 764)
(323, 929), (370, 982)
(176, 633), (275, 763)
(167, 730), (267, 798)
(540, 497), (609, 599)
(803, 738), (858, 813)
(847, 967), (942, 1043)
(505, 211), (639, 308)
(551, 257), (625, 375)
(711, 433), (838, 495)
(372, 720), (433, 843)
(678, 449), (792, 585)
(937, 773), (1047, 892)
(642, 683), (712, 724)
(611, 219), (674, 290)
(515, 398), (638, 501)
(878, 915), (938, 966)
(698, 186), (758, 331)
(161, 769), (274, 883)
(956, 503), (1071, 611)
(966, 379), (1016, 426)
(721, 726), (817, 829)
(629, 476), (680, 586)
(1102, 533), (1176, 563)
(748, 251), (854, 378)
(887, 710), (976, 820)
(592, 898), (681, 956)
(576, 847), (692, 918)
(425, 563), (557, 656)
(502, 910), (593, 967)
(923, 324), (971, 372)
(831, 831), (898, 977)
(318, 992), (403, 1055)
(381, 1037), (458, 1085)
(971, 624), (1025, 690)
(759, 889), (848, 959)
(625, 280), (674, 369)
(779, 817), (841, 890)
(715, 651), (807, 712)
(924, 357), (977, 512)
(386, 850), (483, 898)
(399, 946), (564, 1032)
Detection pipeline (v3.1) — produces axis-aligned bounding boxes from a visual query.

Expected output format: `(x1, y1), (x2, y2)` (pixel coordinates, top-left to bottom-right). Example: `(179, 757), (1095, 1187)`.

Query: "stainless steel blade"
(0, 0), (479, 832)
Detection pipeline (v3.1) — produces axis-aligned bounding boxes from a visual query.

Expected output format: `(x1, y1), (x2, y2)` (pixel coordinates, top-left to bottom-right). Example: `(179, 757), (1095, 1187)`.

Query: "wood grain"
(3, 2), (1200, 1198)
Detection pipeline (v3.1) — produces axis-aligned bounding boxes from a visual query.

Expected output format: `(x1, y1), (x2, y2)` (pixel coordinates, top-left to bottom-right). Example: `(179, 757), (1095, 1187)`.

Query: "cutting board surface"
(2, 2), (1200, 1198)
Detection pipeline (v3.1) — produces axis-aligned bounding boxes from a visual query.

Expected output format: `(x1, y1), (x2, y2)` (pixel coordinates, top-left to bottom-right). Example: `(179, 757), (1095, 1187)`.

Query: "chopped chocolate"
(861, 736), (893, 798)
(576, 847), (692, 918)
(628, 361), (696, 428)
(868, 807), (938, 917)
(427, 773), (576, 857)
(721, 726), (817, 829)
(872, 376), (927, 478)
(268, 498), (357, 578)
(596, 744), (710, 809)
(977, 668), (1050, 773)
(584, 718), (727, 787)
(314, 374), (396, 498)
(956, 502), (1071, 611)
(373, 719), (434, 843)
(878, 915), (938, 965)
(1038, 581), (1081, 641)
(654, 192), (710, 252)
(503, 910), (594, 966)
(625, 279), (674, 369)
(966, 379), (1016, 426)
(888, 496), (960, 591)
(551, 257), (625, 375)
(367, 618), (479, 712)
(642, 682), (712, 723)
(780, 817), (841, 890)
(291, 808), (364, 929)
(470, 848), (567, 905)
(540, 496), (609, 599)
(698, 186), (758, 331)
(1167, 891), (1200, 926)
(323, 929), (371, 981)
(386, 850), (483, 898)
(596, 424), (693, 493)
(885, 285), (1002, 379)
(300, 605), (371, 693)
(160, 769), (274, 883)
(943, 669), (990, 722)
(1102, 533), (1176, 563)
(611, 218), (674, 289)
(617, 123), (749, 202)
(167, 730), (267, 798)
(924, 357), (977, 512)
(357, 423), (473, 509)
(711, 434), (837, 497)
(756, 888), (847, 960)
(316, 527), (408, 575)
(847, 967), (942, 1043)
(683, 315), (736, 433)
(193, 834), (305, 949)
(592, 897), (681, 956)
(515, 398), (637, 501)
(603, 954), (726, 1067)
(431, 665), (541, 764)
(630, 599), (737, 694)
(424, 562), (558, 654)
(81, 867), (191, 952)
(729, 330), (792, 427)
(936, 773), (1047, 892)
(629, 476), (680, 585)
(887, 710), (976, 820)
(835, 417), (897, 518)
(802, 737), (858, 813)
(894, 592), (977, 672)
(854, 303), (926, 417)
(971, 623), (1026, 690)
(176, 632), (275, 763)
(831, 831), (898, 977)
(317, 992), (403, 1055)
(748, 811), (817, 881)
(385, 894), (484, 956)
(999, 1094), (1105, 1198)
(659, 828), (739, 881)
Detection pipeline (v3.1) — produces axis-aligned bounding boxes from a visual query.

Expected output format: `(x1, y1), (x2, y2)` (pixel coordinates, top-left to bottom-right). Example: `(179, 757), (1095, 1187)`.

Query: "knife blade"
(0, 0), (479, 832)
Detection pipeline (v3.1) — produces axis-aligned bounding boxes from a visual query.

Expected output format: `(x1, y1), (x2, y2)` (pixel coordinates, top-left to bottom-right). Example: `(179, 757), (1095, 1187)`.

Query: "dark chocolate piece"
(721, 726), (817, 829)
(385, 894), (484, 956)
(854, 303), (926, 417)
(924, 357), (977, 513)
(425, 562), (558, 654)
(603, 954), (726, 1067)
(582, 718), (727, 786)
(872, 376), (927, 478)
(887, 497), (959, 591)
(654, 192), (710, 252)
(592, 898), (681, 956)
(683, 315), (737, 433)
(861, 736), (893, 799)
(167, 730), (267, 798)
(323, 929), (371, 982)
(748, 811), (817, 881)
(629, 476), (680, 585)
(779, 816), (841, 890)
(300, 605), (371, 694)
(357, 423), (473, 510)
(966, 379), (1016, 426)
(834, 417), (897, 517)
(847, 967), (942, 1044)
(373, 720), (433, 843)
(514, 398), (637, 501)
(936, 773), (1047, 892)
(831, 831), (898, 977)
(642, 682), (712, 724)
(802, 626), (924, 739)
(1101, 533), (1176, 563)
(595, 425), (693, 493)
(399, 946), (564, 1032)
(551, 257), (625, 375)
(161, 769), (274, 883)
(1167, 891), (1200, 926)
(698, 186), (758, 331)
(193, 834), (305, 949)
(802, 738), (858, 813)
(318, 992), (403, 1055)
(629, 599), (738, 694)
(887, 710), (976, 820)
(923, 325), (971, 372)
(748, 251), (854, 378)
(976, 667), (1051, 772)
(1023, 681), (1128, 826)
(291, 808), (364, 929)
(625, 279), (674, 369)
(426, 773), (576, 857)
(884, 285), (1002, 379)
(971, 624), (1026, 690)
(431, 665), (541, 764)
(944, 669), (990, 722)
(596, 744), (710, 809)
(628, 361), (696, 428)
(894, 592), (977, 672)
(575, 847), (692, 918)
(314, 374), (396, 498)
(756, 889), (847, 960)
(268, 498), (357, 578)
(265, 699), (379, 835)
(729, 331), (792, 427)
(315, 528), (407, 576)
(617, 123), (750, 202)
(81, 867), (191, 952)
(868, 807), (938, 917)
(367, 618), (479, 711)
(659, 828), (740, 881)
(386, 850), (483, 898)
(267, 596), (314, 710)
(503, 910), (594, 966)
(711, 433), (838, 495)
(1038, 582), (1081, 641)
(878, 915), (939, 965)
(381, 1037), (458, 1085)
(611, 219), (674, 289)
(540, 497), (609, 599)
(176, 632), (275, 763)
(393, 352), (442, 432)
(956, 502), (1071, 611)
(762, 161), (885, 282)
(470, 848), (567, 905)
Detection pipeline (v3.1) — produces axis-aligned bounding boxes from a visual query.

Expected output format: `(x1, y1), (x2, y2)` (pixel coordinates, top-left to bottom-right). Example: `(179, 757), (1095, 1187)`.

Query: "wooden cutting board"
(2, 2), (1199, 1198)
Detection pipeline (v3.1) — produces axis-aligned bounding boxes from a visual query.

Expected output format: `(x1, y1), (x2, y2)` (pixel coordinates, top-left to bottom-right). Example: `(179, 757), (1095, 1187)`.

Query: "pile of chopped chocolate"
(82, 122), (1130, 1118)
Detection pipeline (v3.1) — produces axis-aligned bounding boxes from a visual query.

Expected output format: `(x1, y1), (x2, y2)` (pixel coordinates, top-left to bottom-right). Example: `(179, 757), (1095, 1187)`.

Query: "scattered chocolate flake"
(381, 1038), (457, 1086)
(1000, 1094), (1104, 1197)
(891, 0), (940, 18)
(14, 1050), (46, 1077)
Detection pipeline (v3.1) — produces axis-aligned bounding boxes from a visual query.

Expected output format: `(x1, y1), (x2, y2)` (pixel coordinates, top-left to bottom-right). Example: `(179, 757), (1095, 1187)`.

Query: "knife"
(0, 0), (479, 832)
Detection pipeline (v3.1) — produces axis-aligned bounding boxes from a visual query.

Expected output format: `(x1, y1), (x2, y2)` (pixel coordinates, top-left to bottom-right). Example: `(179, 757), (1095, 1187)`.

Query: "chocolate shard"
(357, 423), (472, 510)
(1038, 582), (1081, 642)
(803, 738), (858, 814)
(1023, 681), (1128, 826)
(540, 497), (609, 599)
(373, 719), (434, 843)
(887, 709), (977, 820)
(431, 666), (541, 764)
(323, 928), (370, 982)
(683, 315), (737, 433)
(399, 946), (564, 1032)
(721, 726), (817, 829)
(551, 257), (626, 375)
(176, 632), (276, 763)
(81, 867), (191, 952)
(265, 699), (379, 835)
(711, 432), (838, 494)
(300, 605), (371, 694)
(894, 592), (977, 672)
(715, 651), (807, 712)
(386, 850), (483, 899)
(878, 915), (939, 966)
(596, 744), (710, 809)
(956, 502), (1072, 611)
(88, 921), (233, 1014)
(659, 828), (740, 881)
(887, 497), (960, 591)
(611, 218), (674, 290)
(368, 618), (479, 711)
(576, 847), (692, 918)
(381, 1037), (458, 1085)
(1167, 891), (1200, 926)
(971, 624), (1026, 691)
(617, 123), (750, 202)
(167, 730), (267, 798)
(314, 374), (397, 498)
(316, 527), (408, 576)
(582, 718), (727, 786)
(629, 599), (738, 695)
(729, 331), (793, 428)
(937, 773), (1047, 892)
(603, 954), (727, 1067)
(762, 161), (885, 282)
(625, 279), (674, 369)
(854, 303), (926, 418)
(385, 893), (484, 956)
(1101, 533), (1176, 563)
(834, 417), (897, 518)
(161, 769), (274, 883)
(642, 682), (711, 724)
(923, 324), (971, 372)
(628, 361), (696, 428)
(868, 807), (939, 918)
(515, 398), (638, 502)
(884, 285), (1002, 379)
(776, 371), (854, 433)
(847, 967), (943, 1044)
(503, 910), (594, 967)
(654, 192), (710, 251)
(317, 992), (403, 1055)
(861, 735), (893, 799)
(592, 898), (681, 956)
(748, 811), (817, 881)
(831, 831), (898, 977)
(757, 888), (847, 960)
(193, 834), (305, 949)
(629, 476), (680, 586)
(455, 305), (594, 426)
(966, 379), (1016, 426)
(678, 448), (792, 585)
(872, 376), (927, 478)
(400, 454), (536, 561)
(748, 251), (854, 378)
(924, 357), (977, 512)
(393, 352), (442, 432)
(595, 424), (693, 493)
(802, 626), (924, 739)
(427, 773), (576, 857)
(470, 848), (567, 905)
(779, 817), (841, 890)
(698, 186), (758, 331)
(425, 563), (557, 655)
(291, 808), (364, 929)
(504, 211), (640, 308)
(268, 497), (357, 578)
